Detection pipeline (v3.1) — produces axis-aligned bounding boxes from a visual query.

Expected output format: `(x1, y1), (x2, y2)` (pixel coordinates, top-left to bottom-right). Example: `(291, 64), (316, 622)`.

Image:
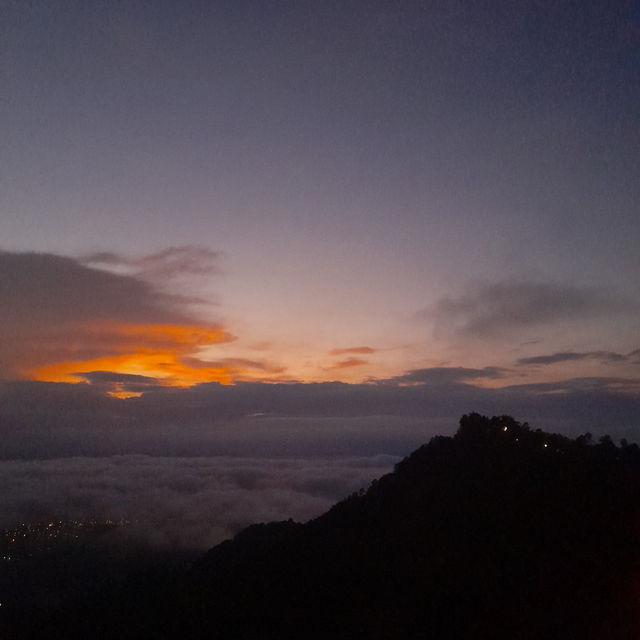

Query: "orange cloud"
(330, 358), (369, 369)
(1, 250), (234, 381)
(108, 387), (147, 399)
(27, 322), (237, 394)
(92, 322), (234, 349)
(329, 346), (375, 356)
(31, 349), (232, 385)
(1, 250), (263, 394)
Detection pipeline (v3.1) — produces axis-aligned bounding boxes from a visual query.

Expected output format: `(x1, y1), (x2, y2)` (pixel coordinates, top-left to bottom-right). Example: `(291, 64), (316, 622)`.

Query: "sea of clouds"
(0, 452), (399, 549)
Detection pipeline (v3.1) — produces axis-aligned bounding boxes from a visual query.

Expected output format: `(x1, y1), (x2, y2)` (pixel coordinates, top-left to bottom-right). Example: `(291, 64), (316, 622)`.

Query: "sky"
(1, 0), (639, 546)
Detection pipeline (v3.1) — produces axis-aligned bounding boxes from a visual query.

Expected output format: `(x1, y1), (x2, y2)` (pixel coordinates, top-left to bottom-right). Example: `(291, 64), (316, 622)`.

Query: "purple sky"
(1, 1), (638, 542)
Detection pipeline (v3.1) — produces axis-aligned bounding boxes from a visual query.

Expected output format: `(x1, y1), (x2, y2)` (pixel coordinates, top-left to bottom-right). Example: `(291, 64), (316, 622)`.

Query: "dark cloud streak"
(330, 358), (369, 369)
(428, 281), (632, 340)
(517, 350), (639, 366)
(389, 366), (508, 384)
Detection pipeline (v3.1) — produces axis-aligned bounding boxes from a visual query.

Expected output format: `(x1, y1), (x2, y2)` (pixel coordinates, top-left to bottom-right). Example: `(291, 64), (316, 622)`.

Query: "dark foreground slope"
(152, 414), (640, 640)
(12, 415), (640, 639)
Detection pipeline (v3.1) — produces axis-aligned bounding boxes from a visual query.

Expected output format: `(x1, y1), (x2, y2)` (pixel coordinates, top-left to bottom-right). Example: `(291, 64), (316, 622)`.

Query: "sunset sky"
(1, 1), (638, 544)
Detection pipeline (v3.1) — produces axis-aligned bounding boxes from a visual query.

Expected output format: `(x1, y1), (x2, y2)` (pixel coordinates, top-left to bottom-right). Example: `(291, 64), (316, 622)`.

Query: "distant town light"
(503, 426), (508, 432)
(543, 443), (548, 448)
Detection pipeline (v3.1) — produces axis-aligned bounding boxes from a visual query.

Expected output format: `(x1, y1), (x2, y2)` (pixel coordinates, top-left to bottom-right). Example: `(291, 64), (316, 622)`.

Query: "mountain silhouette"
(147, 414), (639, 639)
(13, 414), (640, 639)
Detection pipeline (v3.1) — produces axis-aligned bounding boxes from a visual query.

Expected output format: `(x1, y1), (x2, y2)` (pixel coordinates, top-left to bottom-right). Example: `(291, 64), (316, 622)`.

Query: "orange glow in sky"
(76, 322), (234, 350)
(107, 386), (146, 399)
(27, 323), (236, 393)
(111, 323), (232, 346)
(30, 350), (233, 385)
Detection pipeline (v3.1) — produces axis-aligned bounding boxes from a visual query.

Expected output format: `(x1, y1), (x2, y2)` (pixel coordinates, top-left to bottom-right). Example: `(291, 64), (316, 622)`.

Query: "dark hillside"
(156, 414), (640, 639)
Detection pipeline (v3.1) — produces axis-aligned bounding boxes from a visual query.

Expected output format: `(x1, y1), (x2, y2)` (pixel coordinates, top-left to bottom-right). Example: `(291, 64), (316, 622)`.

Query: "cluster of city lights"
(1, 518), (129, 557)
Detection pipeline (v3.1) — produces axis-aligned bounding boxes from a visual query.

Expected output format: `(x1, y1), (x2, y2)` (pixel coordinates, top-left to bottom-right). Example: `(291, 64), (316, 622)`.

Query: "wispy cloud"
(517, 350), (639, 366)
(329, 346), (375, 356)
(81, 245), (220, 280)
(427, 281), (632, 340)
(503, 377), (640, 394)
(330, 358), (369, 369)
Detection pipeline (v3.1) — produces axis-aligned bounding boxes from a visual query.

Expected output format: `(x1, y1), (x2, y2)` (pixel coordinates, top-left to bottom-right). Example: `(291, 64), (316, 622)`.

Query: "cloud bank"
(1, 369), (638, 461)
(0, 454), (398, 549)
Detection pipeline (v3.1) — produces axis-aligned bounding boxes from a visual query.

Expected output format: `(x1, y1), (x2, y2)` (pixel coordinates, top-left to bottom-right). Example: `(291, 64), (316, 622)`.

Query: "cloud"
(389, 366), (508, 384)
(77, 371), (159, 384)
(0, 454), (398, 549)
(0, 249), (235, 388)
(1, 250), (196, 329)
(330, 358), (369, 369)
(329, 346), (375, 356)
(1, 368), (638, 461)
(81, 245), (221, 280)
(198, 358), (286, 376)
(517, 350), (638, 366)
(506, 376), (640, 392)
(428, 281), (632, 339)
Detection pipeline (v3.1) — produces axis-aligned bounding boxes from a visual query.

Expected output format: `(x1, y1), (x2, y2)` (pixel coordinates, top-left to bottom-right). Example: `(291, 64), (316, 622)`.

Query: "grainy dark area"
(5, 414), (638, 639)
